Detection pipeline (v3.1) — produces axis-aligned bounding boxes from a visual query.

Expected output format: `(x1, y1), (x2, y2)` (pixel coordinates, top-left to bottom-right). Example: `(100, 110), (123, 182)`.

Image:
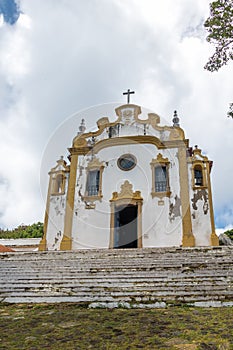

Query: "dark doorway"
(114, 204), (138, 248)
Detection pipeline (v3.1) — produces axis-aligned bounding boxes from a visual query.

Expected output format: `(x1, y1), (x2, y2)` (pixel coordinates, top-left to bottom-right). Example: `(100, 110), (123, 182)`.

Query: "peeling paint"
(191, 189), (209, 215)
(51, 197), (66, 216)
(169, 195), (181, 222)
(76, 166), (84, 186)
(52, 231), (62, 250)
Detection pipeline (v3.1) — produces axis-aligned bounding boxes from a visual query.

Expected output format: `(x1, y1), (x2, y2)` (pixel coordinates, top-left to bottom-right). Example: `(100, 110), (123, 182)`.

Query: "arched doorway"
(109, 180), (143, 249)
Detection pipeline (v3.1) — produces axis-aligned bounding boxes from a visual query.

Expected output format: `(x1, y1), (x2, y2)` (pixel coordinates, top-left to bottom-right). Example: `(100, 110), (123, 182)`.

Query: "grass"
(0, 304), (232, 349)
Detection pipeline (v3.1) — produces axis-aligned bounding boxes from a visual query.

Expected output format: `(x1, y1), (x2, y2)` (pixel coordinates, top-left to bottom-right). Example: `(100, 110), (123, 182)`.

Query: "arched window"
(150, 154), (171, 198)
(52, 174), (65, 194)
(155, 165), (167, 192)
(84, 158), (104, 201)
(86, 170), (100, 196)
(194, 165), (203, 186)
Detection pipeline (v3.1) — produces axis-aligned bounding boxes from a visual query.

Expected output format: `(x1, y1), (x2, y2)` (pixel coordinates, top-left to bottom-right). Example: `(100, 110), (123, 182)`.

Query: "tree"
(0, 222), (43, 239)
(224, 228), (233, 240)
(204, 0), (233, 71)
(204, 0), (233, 117)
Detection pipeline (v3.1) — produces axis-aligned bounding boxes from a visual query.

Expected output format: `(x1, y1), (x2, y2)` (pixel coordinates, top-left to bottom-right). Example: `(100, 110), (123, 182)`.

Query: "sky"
(0, 0), (232, 233)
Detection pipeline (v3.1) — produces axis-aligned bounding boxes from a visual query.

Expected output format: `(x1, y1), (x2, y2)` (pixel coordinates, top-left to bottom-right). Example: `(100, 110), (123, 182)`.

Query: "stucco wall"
(71, 143), (183, 249)
(46, 194), (66, 250)
(188, 164), (212, 245)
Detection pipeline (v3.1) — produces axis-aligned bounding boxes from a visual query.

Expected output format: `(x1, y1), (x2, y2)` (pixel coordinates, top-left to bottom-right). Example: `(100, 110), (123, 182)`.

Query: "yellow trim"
(72, 103), (186, 149)
(109, 180), (143, 248)
(191, 162), (207, 190)
(150, 153), (171, 199)
(92, 136), (188, 155)
(70, 136), (189, 159)
(206, 162), (219, 246)
(83, 157), (104, 202)
(51, 173), (66, 195)
(39, 175), (53, 251)
(178, 146), (195, 247)
(60, 235), (72, 250)
(60, 154), (78, 250)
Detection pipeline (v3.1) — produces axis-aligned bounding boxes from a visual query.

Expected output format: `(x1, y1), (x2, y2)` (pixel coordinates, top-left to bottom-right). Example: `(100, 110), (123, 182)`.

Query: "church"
(39, 91), (219, 251)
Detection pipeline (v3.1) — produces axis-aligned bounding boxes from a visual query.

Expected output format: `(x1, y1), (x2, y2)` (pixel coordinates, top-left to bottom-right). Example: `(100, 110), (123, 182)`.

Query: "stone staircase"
(0, 247), (233, 307)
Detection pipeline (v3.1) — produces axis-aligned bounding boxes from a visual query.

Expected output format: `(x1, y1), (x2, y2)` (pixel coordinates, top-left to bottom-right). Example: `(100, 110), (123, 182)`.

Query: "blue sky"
(0, 0), (20, 25)
(0, 0), (232, 233)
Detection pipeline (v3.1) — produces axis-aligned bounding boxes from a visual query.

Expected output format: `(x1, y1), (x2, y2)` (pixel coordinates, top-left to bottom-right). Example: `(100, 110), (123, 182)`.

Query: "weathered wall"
(71, 143), (183, 249)
(188, 163), (212, 245)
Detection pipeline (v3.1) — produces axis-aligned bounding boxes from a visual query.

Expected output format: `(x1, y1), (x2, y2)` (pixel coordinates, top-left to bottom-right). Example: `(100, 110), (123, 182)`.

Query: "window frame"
(84, 158), (104, 202)
(150, 153), (171, 198)
(192, 162), (207, 189)
(117, 153), (137, 171)
(86, 169), (100, 197)
(51, 172), (66, 195)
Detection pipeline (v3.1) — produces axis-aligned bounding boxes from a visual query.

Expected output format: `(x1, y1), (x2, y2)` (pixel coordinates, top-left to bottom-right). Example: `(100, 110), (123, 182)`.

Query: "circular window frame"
(117, 154), (137, 171)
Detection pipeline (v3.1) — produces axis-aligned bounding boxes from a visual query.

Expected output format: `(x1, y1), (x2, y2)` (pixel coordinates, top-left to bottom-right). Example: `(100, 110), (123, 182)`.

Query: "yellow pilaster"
(137, 200), (143, 248)
(206, 162), (219, 246)
(178, 146), (195, 247)
(60, 153), (78, 250)
(109, 202), (115, 249)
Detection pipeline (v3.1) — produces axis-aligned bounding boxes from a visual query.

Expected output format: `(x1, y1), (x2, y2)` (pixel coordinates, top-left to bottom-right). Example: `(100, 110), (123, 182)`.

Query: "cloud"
(0, 0), (232, 229)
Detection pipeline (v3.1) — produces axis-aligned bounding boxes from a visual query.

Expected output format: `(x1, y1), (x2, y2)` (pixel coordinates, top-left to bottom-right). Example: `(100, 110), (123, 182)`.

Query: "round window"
(117, 154), (136, 171)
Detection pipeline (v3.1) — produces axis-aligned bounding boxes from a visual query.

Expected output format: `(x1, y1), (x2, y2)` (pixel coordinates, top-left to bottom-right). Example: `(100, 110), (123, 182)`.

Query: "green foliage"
(204, 0), (233, 72)
(0, 222), (44, 239)
(224, 228), (233, 240)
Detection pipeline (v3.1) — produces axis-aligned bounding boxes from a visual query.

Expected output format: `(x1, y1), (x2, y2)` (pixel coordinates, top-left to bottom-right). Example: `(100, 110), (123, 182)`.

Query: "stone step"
(1, 247), (232, 259)
(0, 247), (233, 306)
(0, 261), (232, 269)
(1, 292), (232, 306)
(0, 287), (231, 298)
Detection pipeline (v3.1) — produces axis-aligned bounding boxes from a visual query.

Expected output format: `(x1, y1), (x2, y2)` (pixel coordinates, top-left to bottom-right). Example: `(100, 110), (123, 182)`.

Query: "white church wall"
(71, 142), (183, 248)
(46, 194), (66, 250)
(188, 164), (212, 246)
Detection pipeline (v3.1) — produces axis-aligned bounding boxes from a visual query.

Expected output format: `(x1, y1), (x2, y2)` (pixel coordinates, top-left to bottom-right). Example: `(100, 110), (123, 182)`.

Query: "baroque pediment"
(110, 180), (142, 202)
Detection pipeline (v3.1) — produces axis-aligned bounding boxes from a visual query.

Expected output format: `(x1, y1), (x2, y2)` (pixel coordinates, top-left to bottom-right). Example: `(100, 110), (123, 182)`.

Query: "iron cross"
(123, 89), (135, 104)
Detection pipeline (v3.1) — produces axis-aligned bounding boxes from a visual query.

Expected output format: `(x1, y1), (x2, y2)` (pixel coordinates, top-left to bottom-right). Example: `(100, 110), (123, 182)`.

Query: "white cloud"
(0, 0), (232, 229)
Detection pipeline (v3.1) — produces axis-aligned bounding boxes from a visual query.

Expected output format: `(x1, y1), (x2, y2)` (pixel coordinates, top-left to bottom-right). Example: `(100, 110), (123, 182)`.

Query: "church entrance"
(109, 180), (143, 249)
(114, 204), (138, 248)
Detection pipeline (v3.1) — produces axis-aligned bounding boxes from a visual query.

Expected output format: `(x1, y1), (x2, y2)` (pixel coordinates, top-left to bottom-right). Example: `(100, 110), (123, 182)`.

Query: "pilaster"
(178, 146), (195, 247)
(39, 175), (52, 251)
(206, 162), (219, 246)
(60, 153), (78, 250)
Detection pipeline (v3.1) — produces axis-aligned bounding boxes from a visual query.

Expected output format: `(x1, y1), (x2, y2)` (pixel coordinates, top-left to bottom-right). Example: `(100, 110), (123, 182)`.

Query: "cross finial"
(123, 89), (135, 104)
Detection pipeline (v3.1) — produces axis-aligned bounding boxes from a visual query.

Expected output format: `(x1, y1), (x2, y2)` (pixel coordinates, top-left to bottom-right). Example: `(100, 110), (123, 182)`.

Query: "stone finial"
(172, 110), (180, 127)
(78, 118), (86, 134)
(193, 145), (202, 156)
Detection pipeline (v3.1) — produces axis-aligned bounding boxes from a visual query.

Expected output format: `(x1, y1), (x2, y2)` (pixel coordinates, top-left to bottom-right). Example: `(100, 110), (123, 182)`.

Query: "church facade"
(39, 102), (219, 251)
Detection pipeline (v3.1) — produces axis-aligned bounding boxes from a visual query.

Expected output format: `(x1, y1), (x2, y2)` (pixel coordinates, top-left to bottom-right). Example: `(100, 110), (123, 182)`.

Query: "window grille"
(86, 170), (100, 196)
(155, 166), (167, 192)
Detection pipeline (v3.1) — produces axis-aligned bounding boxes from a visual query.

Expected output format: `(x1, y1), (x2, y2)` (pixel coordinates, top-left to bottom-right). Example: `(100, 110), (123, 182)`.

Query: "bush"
(0, 222), (44, 239)
(224, 229), (233, 241)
